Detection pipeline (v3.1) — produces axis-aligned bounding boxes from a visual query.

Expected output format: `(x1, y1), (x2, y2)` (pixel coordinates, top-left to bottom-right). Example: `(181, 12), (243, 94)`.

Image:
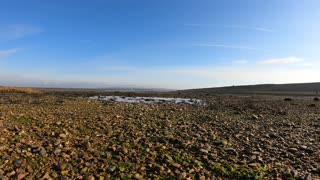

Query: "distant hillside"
(179, 82), (320, 95)
(0, 86), (42, 94)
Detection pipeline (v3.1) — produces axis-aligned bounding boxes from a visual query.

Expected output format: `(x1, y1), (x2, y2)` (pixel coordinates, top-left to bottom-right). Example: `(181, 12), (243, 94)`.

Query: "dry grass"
(0, 86), (42, 94)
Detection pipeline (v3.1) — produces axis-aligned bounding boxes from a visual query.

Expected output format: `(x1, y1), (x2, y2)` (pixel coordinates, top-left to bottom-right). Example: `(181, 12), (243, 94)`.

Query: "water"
(89, 96), (202, 104)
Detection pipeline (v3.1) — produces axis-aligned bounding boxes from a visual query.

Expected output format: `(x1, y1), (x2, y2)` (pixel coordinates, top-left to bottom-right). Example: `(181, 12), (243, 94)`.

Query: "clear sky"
(0, 0), (320, 89)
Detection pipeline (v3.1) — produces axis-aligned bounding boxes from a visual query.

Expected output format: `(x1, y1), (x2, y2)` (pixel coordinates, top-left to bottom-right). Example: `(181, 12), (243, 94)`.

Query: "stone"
(199, 149), (209, 154)
(59, 134), (67, 138)
(39, 148), (47, 157)
(108, 166), (116, 172)
(171, 163), (181, 169)
(60, 176), (69, 180)
(248, 163), (260, 167)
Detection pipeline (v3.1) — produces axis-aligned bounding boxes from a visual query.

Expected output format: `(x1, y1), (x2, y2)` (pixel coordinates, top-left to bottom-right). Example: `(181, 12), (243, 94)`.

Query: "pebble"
(59, 134), (67, 138)
(108, 166), (116, 172)
(39, 148), (47, 157)
(13, 159), (23, 167)
(199, 149), (209, 154)
(171, 163), (181, 169)
(248, 163), (260, 167)
(0, 145), (7, 151)
(84, 175), (95, 180)
(60, 176), (69, 180)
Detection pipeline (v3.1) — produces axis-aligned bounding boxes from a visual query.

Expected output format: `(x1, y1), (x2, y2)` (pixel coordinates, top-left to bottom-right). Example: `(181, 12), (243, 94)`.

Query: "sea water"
(89, 96), (202, 104)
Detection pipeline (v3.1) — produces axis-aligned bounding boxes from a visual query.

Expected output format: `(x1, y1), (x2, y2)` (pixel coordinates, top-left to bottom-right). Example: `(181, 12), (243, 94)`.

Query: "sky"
(0, 0), (320, 89)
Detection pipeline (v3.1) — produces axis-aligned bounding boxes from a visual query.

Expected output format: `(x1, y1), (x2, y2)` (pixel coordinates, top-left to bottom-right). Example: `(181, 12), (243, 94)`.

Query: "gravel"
(0, 93), (319, 179)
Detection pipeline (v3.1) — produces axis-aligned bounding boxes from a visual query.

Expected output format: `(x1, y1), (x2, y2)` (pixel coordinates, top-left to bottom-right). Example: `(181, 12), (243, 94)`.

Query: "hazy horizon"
(1, 0), (320, 89)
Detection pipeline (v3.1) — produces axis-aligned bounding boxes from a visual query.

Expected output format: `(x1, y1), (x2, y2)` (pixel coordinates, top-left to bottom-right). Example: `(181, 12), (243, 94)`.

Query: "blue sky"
(0, 0), (320, 89)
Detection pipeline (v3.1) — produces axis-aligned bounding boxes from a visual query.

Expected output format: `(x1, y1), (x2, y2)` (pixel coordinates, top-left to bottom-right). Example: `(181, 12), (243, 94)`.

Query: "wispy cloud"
(184, 23), (274, 32)
(257, 57), (304, 65)
(193, 44), (260, 51)
(0, 24), (42, 40)
(232, 60), (249, 64)
(0, 48), (20, 57)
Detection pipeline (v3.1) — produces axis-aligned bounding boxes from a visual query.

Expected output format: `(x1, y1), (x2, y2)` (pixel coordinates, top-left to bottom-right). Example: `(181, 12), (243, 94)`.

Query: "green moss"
(210, 162), (273, 180)
(14, 116), (36, 124)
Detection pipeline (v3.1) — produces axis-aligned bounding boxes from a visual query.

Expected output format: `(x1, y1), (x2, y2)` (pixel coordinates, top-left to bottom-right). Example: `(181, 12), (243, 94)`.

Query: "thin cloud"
(232, 60), (249, 64)
(257, 57), (304, 65)
(184, 23), (274, 32)
(193, 44), (260, 51)
(0, 24), (43, 40)
(0, 48), (20, 57)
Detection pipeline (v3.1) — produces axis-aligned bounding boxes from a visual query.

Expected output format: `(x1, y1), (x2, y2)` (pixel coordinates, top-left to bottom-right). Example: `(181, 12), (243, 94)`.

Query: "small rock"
(300, 145), (307, 150)
(134, 173), (143, 179)
(108, 166), (116, 172)
(171, 163), (181, 169)
(0, 145), (7, 151)
(248, 163), (260, 167)
(6, 171), (16, 177)
(252, 115), (259, 120)
(84, 175), (95, 180)
(199, 149), (209, 154)
(288, 147), (298, 153)
(59, 134), (67, 138)
(85, 141), (91, 150)
(122, 148), (128, 154)
(39, 148), (47, 157)
(41, 172), (51, 179)
(284, 98), (293, 101)
(57, 163), (67, 171)
(17, 173), (28, 180)
(304, 174), (312, 180)
(54, 148), (62, 155)
(178, 172), (187, 180)
(13, 159), (23, 167)
(60, 176), (69, 180)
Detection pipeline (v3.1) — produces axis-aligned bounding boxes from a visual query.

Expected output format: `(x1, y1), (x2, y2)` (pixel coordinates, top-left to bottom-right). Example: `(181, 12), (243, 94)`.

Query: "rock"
(252, 115), (259, 120)
(134, 173), (143, 179)
(6, 171), (16, 177)
(41, 172), (51, 179)
(13, 159), (23, 167)
(288, 147), (298, 153)
(225, 148), (238, 156)
(108, 166), (116, 172)
(54, 148), (62, 155)
(84, 175), (95, 180)
(39, 148), (47, 157)
(248, 163), (260, 167)
(57, 163), (67, 171)
(213, 140), (226, 146)
(17, 173), (28, 180)
(304, 174), (312, 180)
(199, 149), (209, 154)
(0, 145), (7, 151)
(85, 141), (91, 150)
(308, 104), (316, 107)
(60, 176), (69, 180)
(178, 172), (187, 180)
(171, 163), (181, 169)
(59, 134), (67, 138)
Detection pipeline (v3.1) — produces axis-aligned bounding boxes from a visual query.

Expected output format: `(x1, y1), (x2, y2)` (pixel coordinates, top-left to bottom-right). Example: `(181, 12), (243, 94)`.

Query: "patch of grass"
(0, 86), (42, 94)
(211, 162), (273, 180)
(14, 116), (36, 124)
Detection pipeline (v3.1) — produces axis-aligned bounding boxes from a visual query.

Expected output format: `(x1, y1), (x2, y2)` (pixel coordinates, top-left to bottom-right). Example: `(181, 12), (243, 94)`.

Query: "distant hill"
(179, 82), (320, 96)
